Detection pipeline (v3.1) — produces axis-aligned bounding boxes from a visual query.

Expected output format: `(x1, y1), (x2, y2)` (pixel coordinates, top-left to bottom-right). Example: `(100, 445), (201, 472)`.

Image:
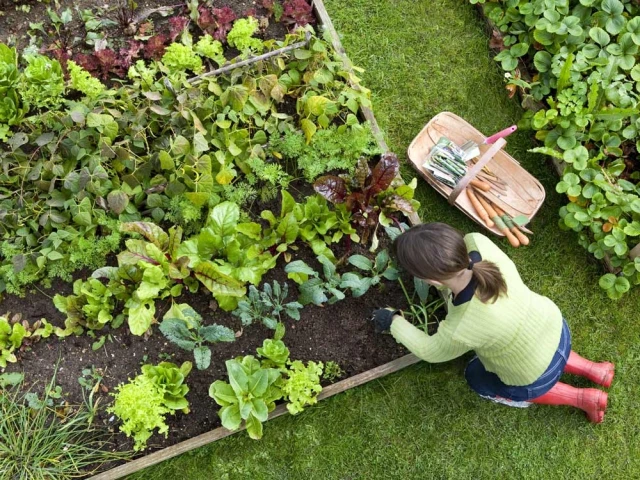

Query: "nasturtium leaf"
(193, 133), (209, 154)
(107, 190), (129, 215)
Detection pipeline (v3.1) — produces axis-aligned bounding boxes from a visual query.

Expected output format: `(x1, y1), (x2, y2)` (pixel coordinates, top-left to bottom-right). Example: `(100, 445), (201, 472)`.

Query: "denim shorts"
(464, 319), (571, 402)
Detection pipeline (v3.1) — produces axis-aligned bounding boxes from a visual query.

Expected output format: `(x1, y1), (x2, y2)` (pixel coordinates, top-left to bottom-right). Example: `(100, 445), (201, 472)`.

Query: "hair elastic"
(468, 259), (475, 270)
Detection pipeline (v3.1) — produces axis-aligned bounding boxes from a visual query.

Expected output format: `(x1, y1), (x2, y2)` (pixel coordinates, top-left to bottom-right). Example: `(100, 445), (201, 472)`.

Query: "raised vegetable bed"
(0, 0), (438, 477)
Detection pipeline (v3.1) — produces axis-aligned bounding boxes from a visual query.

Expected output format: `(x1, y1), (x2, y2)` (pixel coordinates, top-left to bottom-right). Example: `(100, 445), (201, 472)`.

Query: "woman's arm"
(390, 314), (471, 363)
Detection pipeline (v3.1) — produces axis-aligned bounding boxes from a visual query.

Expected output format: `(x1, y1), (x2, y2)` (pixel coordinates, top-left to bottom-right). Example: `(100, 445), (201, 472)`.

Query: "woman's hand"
(371, 307), (401, 333)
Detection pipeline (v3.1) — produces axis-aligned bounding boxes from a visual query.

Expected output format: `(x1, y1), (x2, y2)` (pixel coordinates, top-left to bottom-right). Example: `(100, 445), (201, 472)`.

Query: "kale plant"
(160, 304), (235, 370)
(232, 280), (302, 330)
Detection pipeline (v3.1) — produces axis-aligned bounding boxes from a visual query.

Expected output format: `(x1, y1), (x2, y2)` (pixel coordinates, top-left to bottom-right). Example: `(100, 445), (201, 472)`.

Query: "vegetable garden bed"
(0, 0), (439, 477)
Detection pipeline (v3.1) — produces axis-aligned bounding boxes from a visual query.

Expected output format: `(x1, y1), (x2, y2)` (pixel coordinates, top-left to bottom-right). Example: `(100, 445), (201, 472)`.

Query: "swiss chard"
(314, 154), (418, 245)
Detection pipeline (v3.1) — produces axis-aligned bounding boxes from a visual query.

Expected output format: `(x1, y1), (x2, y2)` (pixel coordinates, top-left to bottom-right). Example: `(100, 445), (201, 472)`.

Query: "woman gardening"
(372, 223), (615, 423)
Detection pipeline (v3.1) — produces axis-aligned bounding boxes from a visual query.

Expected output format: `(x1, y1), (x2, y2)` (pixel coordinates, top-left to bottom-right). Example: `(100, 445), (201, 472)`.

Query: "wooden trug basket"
(407, 111), (546, 236)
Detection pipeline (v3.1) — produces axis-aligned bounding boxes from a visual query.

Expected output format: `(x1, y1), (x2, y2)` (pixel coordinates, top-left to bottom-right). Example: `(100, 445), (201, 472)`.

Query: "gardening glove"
(371, 307), (401, 333)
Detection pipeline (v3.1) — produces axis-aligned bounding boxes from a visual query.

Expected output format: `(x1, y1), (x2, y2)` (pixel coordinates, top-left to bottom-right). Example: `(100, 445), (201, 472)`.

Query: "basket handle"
(448, 138), (506, 205)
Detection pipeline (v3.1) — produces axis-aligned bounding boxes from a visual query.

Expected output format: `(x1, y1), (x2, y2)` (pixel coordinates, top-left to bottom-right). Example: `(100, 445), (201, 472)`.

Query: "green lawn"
(129, 1), (640, 478)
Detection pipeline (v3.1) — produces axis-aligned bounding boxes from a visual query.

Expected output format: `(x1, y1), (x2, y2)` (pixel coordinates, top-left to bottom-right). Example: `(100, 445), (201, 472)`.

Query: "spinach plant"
(284, 255), (348, 305)
(339, 249), (399, 297)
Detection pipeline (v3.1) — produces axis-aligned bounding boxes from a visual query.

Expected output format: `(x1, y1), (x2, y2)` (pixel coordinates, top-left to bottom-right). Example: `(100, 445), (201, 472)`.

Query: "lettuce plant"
(227, 17), (264, 55)
(209, 355), (283, 440)
(194, 34), (226, 66)
(159, 304), (235, 370)
(109, 361), (192, 451)
(0, 44), (25, 132)
(141, 361), (192, 413)
(256, 337), (290, 369)
(108, 374), (171, 451)
(53, 278), (118, 336)
(282, 360), (323, 415)
(161, 43), (203, 74)
(67, 60), (106, 98)
(21, 54), (65, 109)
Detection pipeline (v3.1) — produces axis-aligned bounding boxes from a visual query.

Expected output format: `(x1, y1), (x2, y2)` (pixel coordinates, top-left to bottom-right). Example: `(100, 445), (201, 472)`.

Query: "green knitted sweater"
(390, 232), (563, 386)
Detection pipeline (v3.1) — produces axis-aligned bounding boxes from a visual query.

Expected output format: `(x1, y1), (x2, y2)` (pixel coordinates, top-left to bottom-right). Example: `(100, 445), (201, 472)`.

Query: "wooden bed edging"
(88, 353), (421, 480)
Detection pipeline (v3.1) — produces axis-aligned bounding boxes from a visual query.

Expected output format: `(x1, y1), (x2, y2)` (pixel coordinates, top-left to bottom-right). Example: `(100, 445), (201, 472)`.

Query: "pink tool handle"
(485, 125), (517, 144)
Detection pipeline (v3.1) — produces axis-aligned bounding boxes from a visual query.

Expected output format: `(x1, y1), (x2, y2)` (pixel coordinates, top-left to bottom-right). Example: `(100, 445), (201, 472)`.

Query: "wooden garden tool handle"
(466, 187), (494, 228)
(448, 138), (506, 205)
(475, 191), (520, 247)
(469, 179), (492, 192)
(493, 204), (529, 246)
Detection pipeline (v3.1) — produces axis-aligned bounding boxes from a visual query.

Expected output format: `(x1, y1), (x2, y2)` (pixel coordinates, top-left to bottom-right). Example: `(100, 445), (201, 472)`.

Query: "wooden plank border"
(89, 354), (420, 480)
(90, 3), (423, 478)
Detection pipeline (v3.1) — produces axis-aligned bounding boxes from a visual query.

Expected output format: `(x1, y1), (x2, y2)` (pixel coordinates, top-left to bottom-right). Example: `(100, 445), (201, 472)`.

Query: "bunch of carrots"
(466, 187), (530, 248)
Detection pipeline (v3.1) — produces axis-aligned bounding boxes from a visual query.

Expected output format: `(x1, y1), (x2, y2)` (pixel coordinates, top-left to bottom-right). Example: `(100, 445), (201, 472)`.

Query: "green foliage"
(209, 355), (283, 440)
(480, 0), (640, 296)
(162, 43), (204, 74)
(397, 277), (445, 333)
(261, 191), (357, 261)
(53, 278), (118, 336)
(178, 201), (276, 310)
(141, 361), (193, 413)
(0, 375), (130, 477)
(282, 360), (323, 415)
(285, 255), (348, 305)
(67, 60), (106, 98)
(21, 54), (65, 109)
(0, 44), (26, 135)
(233, 280), (303, 329)
(315, 154), (419, 246)
(270, 123), (381, 182)
(195, 34), (226, 66)
(339, 249), (399, 297)
(0, 29), (374, 296)
(108, 374), (172, 451)
(0, 313), (52, 368)
(227, 17), (264, 55)
(159, 304), (236, 370)
(322, 360), (344, 382)
(257, 337), (291, 369)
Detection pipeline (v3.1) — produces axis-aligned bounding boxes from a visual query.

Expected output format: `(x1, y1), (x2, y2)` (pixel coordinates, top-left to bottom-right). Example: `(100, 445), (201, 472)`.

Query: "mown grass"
(129, 1), (640, 478)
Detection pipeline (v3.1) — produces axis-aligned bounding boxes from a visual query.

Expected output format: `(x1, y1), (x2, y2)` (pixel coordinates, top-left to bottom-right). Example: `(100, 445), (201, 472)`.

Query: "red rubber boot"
(531, 382), (608, 424)
(564, 351), (615, 388)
